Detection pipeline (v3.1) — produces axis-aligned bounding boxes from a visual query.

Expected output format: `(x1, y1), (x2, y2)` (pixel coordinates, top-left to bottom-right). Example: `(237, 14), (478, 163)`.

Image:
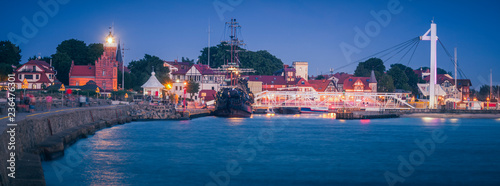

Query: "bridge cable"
(334, 37), (420, 72)
(438, 40), (468, 79)
(406, 40), (420, 66)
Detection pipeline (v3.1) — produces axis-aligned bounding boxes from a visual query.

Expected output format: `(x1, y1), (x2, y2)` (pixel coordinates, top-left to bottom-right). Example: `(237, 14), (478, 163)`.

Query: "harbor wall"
(0, 105), (133, 186)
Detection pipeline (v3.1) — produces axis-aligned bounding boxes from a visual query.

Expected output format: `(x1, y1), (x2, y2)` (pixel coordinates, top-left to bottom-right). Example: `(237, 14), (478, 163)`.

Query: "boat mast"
(213, 18), (255, 86)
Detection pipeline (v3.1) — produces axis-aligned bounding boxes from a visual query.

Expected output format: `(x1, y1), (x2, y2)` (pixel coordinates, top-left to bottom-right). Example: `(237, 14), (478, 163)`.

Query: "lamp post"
(183, 81), (187, 112)
(486, 97), (490, 110)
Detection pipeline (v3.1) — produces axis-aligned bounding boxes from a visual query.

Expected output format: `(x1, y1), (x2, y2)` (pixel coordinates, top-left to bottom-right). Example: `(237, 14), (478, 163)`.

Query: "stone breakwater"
(0, 105), (132, 186)
(129, 104), (190, 120)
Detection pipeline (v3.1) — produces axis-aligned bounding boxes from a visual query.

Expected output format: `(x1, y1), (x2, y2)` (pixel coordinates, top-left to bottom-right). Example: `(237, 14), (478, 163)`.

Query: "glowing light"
(184, 81), (187, 86)
(450, 118), (459, 123)
(107, 37), (113, 43)
(422, 117), (434, 123)
(176, 79), (180, 83)
(360, 119), (370, 124)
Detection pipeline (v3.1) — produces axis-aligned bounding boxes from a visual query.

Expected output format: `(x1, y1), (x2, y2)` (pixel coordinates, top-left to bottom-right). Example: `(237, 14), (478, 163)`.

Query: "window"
(19, 74), (21, 79)
(103, 70), (105, 76)
(76, 82), (79, 86)
(36, 74), (39, 79)
(349, 79), (353, 81)
(25, 75), (33, 79)
(33, 66), (36, 71)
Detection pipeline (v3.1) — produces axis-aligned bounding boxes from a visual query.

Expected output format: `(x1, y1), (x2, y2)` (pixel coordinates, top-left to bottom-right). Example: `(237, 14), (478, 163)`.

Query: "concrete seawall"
(0, 105), (133, 186)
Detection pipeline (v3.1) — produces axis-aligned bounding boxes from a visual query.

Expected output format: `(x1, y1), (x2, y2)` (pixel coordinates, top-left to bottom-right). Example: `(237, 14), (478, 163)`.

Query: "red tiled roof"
(19, 60), (55, 73)
(423, 74), (453, 84)
(171, 69), (190, 75)
(70, 65), (96, 77)
(193, 64), (216, 75)
(199, 90), (217, 101)
(164, 61), (192, 70)
(307, 79), (332, 92)
(343, 77), (371, 90)
(245, 75), (287, 85)
(332, 73), (353, 84)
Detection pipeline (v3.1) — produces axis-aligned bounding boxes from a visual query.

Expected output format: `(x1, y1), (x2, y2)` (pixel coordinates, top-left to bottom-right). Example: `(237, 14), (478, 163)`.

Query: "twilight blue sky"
(1, 0), (499, 88)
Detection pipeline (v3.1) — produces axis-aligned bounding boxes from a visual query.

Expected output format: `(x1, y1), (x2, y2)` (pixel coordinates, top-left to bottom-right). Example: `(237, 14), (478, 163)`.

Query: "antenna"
(208, 18), (211, 67)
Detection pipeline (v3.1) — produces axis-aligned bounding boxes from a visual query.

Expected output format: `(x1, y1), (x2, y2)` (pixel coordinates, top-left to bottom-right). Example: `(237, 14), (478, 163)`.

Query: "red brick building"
(69, 31), (120, 91)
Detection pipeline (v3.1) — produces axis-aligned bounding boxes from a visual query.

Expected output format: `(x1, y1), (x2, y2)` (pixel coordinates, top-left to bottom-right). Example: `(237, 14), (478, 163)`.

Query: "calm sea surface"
(42, 115), (500, 185)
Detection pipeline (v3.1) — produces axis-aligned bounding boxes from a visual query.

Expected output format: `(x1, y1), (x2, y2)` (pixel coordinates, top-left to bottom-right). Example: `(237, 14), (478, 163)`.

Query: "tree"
(28, 55), (51, 63)
(181, 57), (195, 64)
(354, 58), (385, 77)
(419, 67), (451, 75)
(477, 85), (498, 101)
(0, 41), (21, 81)
(128, 54), (170, 90)
(377, 72), (395, 92)
(51, 52), (72, 85)
(186, 80), (200, 99)
(88, 43), (104, 64)
(56, 39), (90, 65)
(198, 42), (284, 75)
(387, 66), (410, 91)
(315, 75), (325, 80)
(388, 63), (421, 94)
(0, 40), (21, 66)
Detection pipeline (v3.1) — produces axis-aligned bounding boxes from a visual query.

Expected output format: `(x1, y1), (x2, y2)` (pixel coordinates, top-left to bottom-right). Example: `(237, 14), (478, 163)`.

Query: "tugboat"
(213, 18), (255, 118)
(214, 78), (254, 117)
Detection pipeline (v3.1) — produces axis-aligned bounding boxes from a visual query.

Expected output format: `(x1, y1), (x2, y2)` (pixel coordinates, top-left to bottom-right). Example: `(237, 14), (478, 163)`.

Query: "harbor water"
(42, 115), (500, 185)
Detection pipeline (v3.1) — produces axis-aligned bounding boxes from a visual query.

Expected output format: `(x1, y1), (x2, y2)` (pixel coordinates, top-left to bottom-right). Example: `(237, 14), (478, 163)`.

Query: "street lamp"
(183, 81), (187, 112)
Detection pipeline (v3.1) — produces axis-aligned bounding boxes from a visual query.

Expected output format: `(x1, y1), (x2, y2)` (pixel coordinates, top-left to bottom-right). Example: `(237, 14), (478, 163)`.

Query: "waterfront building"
(417, 73), (472, 102)
(292, 61), (308, 80)
(170, 63), (225, 101)
(13, 60), (57, 89)
(246, 75), (288, 91)
(141, 71), (165, 98)
(163, 60), (192, 80)
(68, 30), (121, 91)
(341, 70), (377, 92)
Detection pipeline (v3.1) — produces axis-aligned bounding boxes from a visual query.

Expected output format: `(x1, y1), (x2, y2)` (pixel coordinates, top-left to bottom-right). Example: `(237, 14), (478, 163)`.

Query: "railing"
(253, 91), (415, 109)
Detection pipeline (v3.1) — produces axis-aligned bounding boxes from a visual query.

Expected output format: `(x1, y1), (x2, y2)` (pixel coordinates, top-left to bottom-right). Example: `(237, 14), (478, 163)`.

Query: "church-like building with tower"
(68, 29), (122, 91)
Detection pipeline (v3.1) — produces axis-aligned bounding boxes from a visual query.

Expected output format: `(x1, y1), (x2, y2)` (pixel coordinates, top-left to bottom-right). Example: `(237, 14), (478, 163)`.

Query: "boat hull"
(214, 104), (252, 118)
(300, 107), (328, 114)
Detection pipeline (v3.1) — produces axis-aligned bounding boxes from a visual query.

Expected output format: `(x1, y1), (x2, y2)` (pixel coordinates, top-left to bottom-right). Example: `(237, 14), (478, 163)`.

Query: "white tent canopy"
(141, 72), (164, 88)
(417, 83), (447, 96)
(142, 72), (164, 98)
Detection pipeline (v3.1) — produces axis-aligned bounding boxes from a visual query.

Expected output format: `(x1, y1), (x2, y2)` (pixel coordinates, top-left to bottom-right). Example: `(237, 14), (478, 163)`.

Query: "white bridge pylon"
(253, 91), (415, 110)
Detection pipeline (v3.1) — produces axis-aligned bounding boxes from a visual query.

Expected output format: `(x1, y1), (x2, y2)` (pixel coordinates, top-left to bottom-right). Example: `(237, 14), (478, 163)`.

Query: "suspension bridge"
(249, 21), (467, 110)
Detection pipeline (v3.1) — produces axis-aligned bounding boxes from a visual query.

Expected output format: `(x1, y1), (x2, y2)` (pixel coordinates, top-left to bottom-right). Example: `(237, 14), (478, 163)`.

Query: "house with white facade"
(170, 64), (225, 101)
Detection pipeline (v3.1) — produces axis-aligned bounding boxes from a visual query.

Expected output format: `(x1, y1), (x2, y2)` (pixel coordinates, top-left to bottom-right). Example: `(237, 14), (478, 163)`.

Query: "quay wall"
(0, 105), (133, 186)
